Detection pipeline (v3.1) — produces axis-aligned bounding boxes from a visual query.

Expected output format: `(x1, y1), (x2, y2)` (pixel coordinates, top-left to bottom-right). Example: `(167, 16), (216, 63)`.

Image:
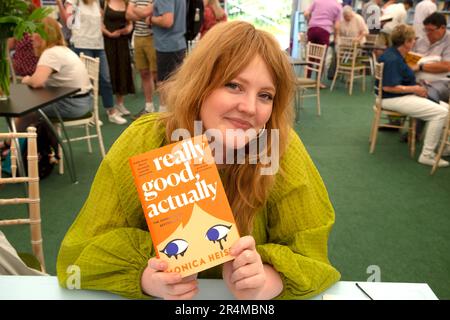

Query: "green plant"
(0, 0), (52, 97)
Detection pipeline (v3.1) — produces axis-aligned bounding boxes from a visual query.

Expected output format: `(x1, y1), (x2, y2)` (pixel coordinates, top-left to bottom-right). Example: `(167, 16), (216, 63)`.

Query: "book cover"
(405, 51), (423, 66)
(129, 135), (240, 277)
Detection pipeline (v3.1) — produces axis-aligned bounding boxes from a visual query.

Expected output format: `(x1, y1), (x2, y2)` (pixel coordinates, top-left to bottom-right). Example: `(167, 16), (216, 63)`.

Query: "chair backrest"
(336, 37), (359, 68)
(364, 34), (378, 46)
(0, 127), (46, 273)
(79, 53), (99, 120)
(304, 42), (327, 80)
(374, 61), (384, 104)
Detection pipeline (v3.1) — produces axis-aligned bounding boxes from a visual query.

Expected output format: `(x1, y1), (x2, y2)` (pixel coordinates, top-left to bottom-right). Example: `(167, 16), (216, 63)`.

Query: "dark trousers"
(156, 49), (186, 83)
(306, 27), (330, 79)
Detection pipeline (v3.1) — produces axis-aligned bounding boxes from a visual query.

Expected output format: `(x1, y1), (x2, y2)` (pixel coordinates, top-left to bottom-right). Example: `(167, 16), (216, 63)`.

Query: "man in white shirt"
(381, 0), (407, 35)
(413, 12), (450, 102)
(413, 0), (437, 39)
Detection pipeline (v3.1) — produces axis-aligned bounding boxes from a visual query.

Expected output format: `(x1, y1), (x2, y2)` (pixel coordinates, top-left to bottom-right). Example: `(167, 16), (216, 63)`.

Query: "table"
(0, 276), (438, 300)
(0, 84), (80, 183)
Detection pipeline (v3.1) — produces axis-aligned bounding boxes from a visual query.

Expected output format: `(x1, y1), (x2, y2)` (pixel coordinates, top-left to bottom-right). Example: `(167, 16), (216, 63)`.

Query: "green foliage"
(0, 0), (52, 40)
(0, 1), (52, 97)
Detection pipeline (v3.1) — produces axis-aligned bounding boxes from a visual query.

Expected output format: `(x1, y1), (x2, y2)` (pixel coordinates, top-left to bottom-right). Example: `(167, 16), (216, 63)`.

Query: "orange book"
(129, 135), (240, 277)
(405, 51), (423, 67)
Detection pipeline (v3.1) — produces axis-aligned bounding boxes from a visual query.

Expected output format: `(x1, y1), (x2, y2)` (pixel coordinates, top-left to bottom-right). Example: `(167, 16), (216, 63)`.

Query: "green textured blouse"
(56, 114), (340, 299)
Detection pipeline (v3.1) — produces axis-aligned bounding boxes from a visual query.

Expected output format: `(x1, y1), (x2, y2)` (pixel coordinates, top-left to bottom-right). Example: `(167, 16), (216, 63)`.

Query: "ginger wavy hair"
(34, 17), (65, 57)
(159, 21), (295, 235)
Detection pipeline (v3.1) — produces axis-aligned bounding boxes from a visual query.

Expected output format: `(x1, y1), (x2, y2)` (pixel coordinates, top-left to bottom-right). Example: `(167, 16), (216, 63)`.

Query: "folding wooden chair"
(55, 53), (106, 175)
(330, 37), (366, 95)
(0, 127), (46, 272)
(369, 61), (416, 157)
(295, 42), (327, 117)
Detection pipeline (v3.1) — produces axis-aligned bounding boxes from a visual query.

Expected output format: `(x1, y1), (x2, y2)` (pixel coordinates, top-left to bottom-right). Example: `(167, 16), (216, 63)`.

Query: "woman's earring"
(257, 124), (266, 139)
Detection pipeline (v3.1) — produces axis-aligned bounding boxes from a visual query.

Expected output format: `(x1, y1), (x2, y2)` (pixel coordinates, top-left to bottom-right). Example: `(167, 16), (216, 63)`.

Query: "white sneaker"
(159, 105), (167, 112)
(418, 153), (449, 167)
(115, 104), (131, 116)
(108, 112), (127, 125)
(145, 102), (154, 113)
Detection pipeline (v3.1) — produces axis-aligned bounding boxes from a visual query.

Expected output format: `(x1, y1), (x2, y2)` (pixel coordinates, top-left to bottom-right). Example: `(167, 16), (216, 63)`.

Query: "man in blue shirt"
(378, 24), (449, 167)
(132, 0), (187, 111)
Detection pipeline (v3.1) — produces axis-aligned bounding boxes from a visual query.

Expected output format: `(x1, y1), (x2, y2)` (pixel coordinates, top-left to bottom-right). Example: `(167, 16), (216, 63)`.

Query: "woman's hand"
(21, 76), (31, 85)
(141, 257), (199, 299)
(108, 30), (121, 38)
(410, 63), (420, 72)
(412, 85), (428, 98)
(222, 236), (266, 300)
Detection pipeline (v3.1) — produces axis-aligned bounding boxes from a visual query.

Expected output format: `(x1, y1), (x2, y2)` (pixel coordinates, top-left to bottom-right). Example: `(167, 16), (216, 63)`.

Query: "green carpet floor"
(1, 78), (449, 299)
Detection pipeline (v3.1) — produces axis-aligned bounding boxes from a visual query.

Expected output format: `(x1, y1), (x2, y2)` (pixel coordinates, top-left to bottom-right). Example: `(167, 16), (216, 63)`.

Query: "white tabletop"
(0, 276), (438, 300)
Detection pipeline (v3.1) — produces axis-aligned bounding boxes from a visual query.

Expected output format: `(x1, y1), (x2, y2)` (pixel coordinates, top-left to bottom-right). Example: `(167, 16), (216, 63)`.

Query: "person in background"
(56, 21), (340, 300)
(55, 0), (73, 46)
(199, 0), (227, 38)
(377, 0), (407, 48)
(339, 5), (369, 44)
(378, 24), (449, 168)
(362, 0), (382, 34)
(18, 17), (92, 131)
(102, 0), (135, 117)
(131, 0), (187, 112)
(413, 0), (437, 40)
(402, 12), (450, 143)
(59, 0), (128, 125)
(403, 0), (414, 25)
(304, 0), (342, 88)
(126, 0), (158, 118)
(414, 12), (450, 103)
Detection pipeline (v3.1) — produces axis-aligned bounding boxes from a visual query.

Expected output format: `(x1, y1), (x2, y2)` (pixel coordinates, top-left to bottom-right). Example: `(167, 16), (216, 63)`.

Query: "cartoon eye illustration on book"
(205, 224), (232, 250)
(160, 239), (189, 259)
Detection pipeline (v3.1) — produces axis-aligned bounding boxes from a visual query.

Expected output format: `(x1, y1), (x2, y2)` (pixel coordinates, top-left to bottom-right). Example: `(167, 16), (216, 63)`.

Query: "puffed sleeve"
(56, 114), (166, 299)
(255, 131), (341, 299)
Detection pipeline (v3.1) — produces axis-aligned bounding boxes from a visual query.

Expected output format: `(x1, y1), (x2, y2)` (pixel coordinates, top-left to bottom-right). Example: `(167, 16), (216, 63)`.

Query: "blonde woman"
(20, 17), (92, 126)
(200, 0), (227, 37)
(59, 0), (128, 124)
(57, 21), (340, 300)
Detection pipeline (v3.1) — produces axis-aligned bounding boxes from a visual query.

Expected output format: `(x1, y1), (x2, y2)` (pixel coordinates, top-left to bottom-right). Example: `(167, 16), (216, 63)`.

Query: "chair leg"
(57, 126), (64, 175)
(96, 121), (106, 158)
(349, 72), (354, 95)
(430, 127), (449, 175)
(369, 112), (381, 154)
(330, 70), (338, 92)
(369, 112), (376, 143)
(410, 118), (416, 158)
(369, 56), (374, 76)
(362, 69), (366, 93)
(85, 124), (92, 153)
(316, 87), (321, 116)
